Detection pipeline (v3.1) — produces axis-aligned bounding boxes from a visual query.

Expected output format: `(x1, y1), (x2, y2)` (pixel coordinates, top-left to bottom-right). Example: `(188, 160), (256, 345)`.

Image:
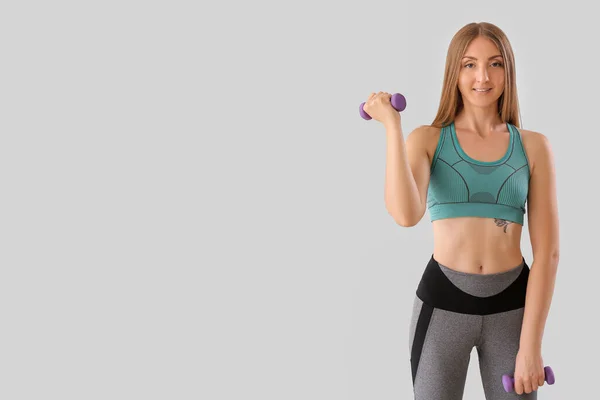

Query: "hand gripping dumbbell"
(359, 93), (407, 120)
(502, 366), (555, 393)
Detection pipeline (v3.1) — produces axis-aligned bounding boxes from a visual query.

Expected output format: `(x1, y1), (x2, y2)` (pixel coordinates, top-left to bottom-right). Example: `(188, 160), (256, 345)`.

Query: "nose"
(476, 66), (490, 83)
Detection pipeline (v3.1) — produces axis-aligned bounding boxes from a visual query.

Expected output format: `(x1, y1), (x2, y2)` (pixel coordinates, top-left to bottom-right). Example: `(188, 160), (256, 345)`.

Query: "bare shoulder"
(516, 128), (553, 171)
(406, 124), (443, 161)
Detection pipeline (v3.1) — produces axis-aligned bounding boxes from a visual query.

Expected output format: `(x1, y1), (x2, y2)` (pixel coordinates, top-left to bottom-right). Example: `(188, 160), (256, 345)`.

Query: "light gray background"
(0, 1), (596, 399)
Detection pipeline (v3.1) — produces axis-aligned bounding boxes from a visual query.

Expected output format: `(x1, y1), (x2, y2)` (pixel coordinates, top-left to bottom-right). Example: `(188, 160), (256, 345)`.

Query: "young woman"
(362, 22), (559, 399)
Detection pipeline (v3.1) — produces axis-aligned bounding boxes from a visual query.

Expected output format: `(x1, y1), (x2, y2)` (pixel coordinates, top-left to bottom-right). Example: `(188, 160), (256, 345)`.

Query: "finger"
(523, 379), (533, 394)
(538, 374), (545, 387)
(531, 381), (539, 392)
(514, 378), (524, 395)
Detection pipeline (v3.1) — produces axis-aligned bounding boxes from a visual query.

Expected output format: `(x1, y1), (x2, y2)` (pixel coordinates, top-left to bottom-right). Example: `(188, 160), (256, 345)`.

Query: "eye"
(463, 61), (504, 68)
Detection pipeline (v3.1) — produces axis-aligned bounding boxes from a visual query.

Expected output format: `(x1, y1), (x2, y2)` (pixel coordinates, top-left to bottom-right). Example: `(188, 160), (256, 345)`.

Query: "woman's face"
(458, 36), (505, 108)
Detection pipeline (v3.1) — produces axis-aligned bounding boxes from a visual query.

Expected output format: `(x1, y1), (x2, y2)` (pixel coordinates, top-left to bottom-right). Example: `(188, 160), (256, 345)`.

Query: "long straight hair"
(430, 22), (522, 129)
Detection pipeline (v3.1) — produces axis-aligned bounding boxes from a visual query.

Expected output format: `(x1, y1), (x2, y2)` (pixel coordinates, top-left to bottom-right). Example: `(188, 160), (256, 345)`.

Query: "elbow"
(550, 250), (560, 266)
(546, 249), (560, 263)
(533, 249), (560, 268)
(397, 220), (418, 227)
(393, 212), (421, 227)
(386, 201), (423, 227)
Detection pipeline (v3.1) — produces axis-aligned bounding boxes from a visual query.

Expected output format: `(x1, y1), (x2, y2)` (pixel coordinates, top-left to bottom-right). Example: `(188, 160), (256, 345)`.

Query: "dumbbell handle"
(502, 366), (555, 393)
(359, 93), (406, 120)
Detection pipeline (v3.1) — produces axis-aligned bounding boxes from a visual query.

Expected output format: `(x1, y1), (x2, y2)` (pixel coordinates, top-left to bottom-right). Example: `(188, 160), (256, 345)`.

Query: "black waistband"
(416, 255), (530, 315)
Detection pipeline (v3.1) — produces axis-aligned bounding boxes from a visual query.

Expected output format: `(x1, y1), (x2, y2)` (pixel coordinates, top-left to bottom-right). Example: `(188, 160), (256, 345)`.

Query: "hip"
(415, 254), (529, 315)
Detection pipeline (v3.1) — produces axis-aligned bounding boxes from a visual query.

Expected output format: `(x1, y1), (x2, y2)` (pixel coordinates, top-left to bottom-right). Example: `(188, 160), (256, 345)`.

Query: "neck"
(455, 104), (504, 138)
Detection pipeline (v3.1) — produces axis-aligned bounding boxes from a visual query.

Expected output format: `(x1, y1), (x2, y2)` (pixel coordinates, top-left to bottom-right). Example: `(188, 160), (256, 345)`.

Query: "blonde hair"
(430, 22), (522, 129)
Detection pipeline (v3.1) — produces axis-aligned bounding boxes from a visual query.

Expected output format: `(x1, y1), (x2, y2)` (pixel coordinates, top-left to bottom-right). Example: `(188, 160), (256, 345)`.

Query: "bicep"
(527, 133), (560, 258)
(406, 127), (432, 218)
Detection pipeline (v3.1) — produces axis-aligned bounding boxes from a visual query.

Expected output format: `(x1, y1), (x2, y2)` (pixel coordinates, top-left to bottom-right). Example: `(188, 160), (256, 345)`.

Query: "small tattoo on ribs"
(494, 218), (512, 233)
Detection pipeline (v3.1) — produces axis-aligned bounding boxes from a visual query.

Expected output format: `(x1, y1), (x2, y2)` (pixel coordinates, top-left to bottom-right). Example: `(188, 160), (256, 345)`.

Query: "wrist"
(383, 119), (400, 131)
(518, 341), (542, 353)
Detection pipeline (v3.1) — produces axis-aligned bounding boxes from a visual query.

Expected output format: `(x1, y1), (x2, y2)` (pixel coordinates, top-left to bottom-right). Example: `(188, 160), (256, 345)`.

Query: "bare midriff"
(432, 217), (524, 274)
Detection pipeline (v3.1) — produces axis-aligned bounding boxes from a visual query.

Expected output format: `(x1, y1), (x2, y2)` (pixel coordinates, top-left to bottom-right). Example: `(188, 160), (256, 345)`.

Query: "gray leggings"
(408, 255), (535, 399)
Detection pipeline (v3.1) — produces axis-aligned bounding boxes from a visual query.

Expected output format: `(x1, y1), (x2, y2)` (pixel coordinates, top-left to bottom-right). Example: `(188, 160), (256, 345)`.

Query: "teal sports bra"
(426, 121), (530, 225)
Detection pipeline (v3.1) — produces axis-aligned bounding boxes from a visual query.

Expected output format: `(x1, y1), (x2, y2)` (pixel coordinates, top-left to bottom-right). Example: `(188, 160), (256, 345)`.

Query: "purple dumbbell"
(359, 93), (407, 120)
(502, 366), (555, 393)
